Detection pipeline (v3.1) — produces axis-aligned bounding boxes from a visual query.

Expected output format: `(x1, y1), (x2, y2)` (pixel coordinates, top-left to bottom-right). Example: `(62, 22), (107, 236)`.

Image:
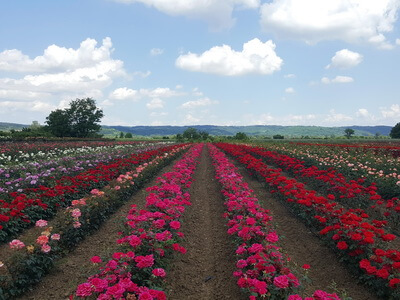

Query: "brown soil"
(229, 154), (379, 300)
(167, 145), (245, 300)
(15, 144), (381, 300)
(18, 159), (179, 300)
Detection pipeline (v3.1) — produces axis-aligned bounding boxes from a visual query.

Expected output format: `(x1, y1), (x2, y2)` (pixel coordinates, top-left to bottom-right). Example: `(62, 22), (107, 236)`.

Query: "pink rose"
(152, 268), (166, 277)
(273, 275), (289, 289)
(35, 219), (48, 227)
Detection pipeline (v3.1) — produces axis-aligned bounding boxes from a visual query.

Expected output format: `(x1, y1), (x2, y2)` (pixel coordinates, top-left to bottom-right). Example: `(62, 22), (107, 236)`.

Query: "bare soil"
(16, 144), (380, 300)
(228, 151), (379, 300)
(166, 145), (245, 300)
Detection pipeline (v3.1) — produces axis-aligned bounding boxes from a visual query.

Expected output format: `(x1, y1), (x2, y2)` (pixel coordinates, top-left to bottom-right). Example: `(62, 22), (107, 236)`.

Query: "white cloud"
(284, 73), (296, 78)
(396, 38), (400, 45)
(285, 87), (295, 93)
(146, 98), (164, 109)
(114, 0), (260, 31)
(321, 76), (354, 84)
(260, 0), (399, 48)
(176, 38), (283, 76)
(139, 87), (184, 98)
(181, 97), (219, 109)
(0, 37), (120, 73)
(150, 48), (164, 56)
(326, 49), (363, 69)
(380, 104), (400, 119)
(109, 87), (139, 100)
(183, 113), (200, 124)
(0, 100), (55, 112)
(109, 87), (184, 102)
(356, 108), (369, 117)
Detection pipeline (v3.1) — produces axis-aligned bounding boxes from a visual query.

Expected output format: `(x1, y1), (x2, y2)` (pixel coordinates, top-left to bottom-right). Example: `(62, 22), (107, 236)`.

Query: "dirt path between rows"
(19, 157), (179, 300)
(167, 146), (245, 300)
(230, 157), (379, 300)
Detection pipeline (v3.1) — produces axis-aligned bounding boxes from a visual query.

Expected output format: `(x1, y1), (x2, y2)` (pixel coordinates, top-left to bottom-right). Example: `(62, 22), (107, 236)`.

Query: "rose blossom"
(9, 239), (25, 250)
(35, 219), (48, 227)
(273, 275), (289, 289)
(152, 268), (166, 277)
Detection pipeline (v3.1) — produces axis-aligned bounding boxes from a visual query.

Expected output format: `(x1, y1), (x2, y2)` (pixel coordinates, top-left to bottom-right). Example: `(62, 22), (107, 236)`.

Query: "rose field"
(0, 140), (399, 300)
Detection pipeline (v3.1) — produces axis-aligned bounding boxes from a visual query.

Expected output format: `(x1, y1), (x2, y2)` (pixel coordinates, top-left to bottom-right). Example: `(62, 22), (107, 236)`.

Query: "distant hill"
(104, 125), (392, 137)
(0, 122), (27, 131)
(0, 122), (392, 137)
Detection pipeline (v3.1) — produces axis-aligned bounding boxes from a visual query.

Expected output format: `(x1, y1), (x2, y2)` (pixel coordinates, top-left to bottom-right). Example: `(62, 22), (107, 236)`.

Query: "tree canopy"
(344, 128), (355, 138)
(45, 98), (104, 137)
(390, 122), (400, 138)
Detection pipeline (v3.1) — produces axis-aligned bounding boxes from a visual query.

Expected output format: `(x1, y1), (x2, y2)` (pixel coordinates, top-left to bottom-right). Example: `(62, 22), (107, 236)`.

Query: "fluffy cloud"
(0, 100), (55, 112)
(260, 0), (399, 48)
(183, 113), (201, 124)
(176, 38), (283, 76)
(380, 104), (400, 119)
(181, 97), (218, 109)
(321, 76), (354, 84)
(0, 37), (125, 107)
(0, 37), (119, 73)
(326, 49), (363, 69)
(285, 87), (295, 93)
(109, 87), (184, 101)
(114, 0), (260, 31)
(109, 87), (139, 101)
(146, 98), (164, 109)
(356, 108), (370, 117)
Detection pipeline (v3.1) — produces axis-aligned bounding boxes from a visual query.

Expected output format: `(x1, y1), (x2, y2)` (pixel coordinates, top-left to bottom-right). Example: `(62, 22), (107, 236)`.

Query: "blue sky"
(1, 0), (400, 127)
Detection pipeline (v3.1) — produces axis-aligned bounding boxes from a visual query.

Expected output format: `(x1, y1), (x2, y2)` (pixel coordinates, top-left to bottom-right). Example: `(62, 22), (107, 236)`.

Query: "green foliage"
(273, 134), (284, 139)
(389, 122), (400, 138)
(234, 132), (249, 140)
(344, 128), (355, 138)
(45, 98), (104, 138)
(180, 127), (211, 141)
(125, 132), (133, 138)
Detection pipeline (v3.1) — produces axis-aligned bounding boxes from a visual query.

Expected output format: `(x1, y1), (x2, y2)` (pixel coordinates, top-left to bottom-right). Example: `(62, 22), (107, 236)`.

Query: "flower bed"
(0, 144), (189, 299)
(73, 144), (204, 299)
(0, 141), (171, 195)
(0, 144), (186, 243)
(208, 144), (340, 300)
(215, 142), (400, 299)
(239, 144), (400, 231)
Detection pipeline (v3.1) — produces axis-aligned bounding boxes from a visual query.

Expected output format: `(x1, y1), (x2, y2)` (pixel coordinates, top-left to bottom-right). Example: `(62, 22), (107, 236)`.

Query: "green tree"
(119, 132), (124, 138)
(273, 134), (284, 139)
(125, 132), (133, 138)
(390, 122), (400, 138)
(45, 98), (104, 137)
(344, 128), (355, 139)
(182, 127), (200, 140)
(45, 109), (72, 137)
(235, 132), (248, 140)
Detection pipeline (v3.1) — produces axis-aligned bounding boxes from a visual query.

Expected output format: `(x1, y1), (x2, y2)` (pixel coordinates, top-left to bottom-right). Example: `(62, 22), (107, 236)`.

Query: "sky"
(1, 0), (400, 127)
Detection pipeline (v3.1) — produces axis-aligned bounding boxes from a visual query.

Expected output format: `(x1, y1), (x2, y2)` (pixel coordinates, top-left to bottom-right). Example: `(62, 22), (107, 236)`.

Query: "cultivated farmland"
(0, 140), (399, 299)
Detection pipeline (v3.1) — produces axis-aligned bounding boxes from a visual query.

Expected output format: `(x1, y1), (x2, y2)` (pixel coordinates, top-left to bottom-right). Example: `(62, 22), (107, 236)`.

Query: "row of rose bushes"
(208, 144), (340, 300)
(0, 144), (189, 299)
(215, 143), (400, 299)
(262, 142), (400, 200)
(0, 141), (153, 164)
(0, 144), (187, 244)
(239, 144), (400, 231)
(72, 144), (203, 300)
(0, 142), (171, 195)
